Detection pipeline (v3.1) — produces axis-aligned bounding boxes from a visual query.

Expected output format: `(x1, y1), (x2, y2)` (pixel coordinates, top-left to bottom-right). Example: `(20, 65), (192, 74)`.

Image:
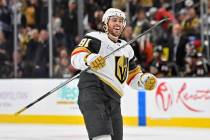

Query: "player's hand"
(85, 53), (106, 71)
(140, 73), (157, 90)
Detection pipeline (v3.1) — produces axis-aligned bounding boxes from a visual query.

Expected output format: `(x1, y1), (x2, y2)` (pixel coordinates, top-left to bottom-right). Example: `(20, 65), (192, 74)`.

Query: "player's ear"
(103, 23), (108, 32)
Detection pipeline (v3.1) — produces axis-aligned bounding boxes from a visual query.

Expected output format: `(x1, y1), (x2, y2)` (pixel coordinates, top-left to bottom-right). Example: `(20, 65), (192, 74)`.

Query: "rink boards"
(0, 78), (210, 128)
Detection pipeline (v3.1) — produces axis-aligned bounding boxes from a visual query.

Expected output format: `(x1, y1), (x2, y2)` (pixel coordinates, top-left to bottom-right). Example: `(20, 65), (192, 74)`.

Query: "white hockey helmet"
(102, 8), (126, 28)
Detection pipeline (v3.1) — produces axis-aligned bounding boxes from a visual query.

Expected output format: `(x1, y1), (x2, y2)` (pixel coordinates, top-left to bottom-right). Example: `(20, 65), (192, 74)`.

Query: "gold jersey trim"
(97, 75), (124, 97)
(127, 66), (142, 84)
(71, 47), (91, 56)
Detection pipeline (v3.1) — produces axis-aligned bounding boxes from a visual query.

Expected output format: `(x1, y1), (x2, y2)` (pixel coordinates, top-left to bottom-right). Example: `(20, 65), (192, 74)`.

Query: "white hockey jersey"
(71, 31), (142, 97)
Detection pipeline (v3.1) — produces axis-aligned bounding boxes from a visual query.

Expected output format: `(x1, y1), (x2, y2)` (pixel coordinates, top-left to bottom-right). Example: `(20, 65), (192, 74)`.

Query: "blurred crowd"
(0, 0), (210, 78)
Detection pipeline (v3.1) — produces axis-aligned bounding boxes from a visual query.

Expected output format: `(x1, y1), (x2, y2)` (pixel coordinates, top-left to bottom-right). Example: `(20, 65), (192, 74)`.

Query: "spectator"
(22, 28), (39, 77)
(91, 9), (104, 31)
(0, 0), (208, 78)
(137, 0), (154, 11)
(61, 0), (78, 52)
(132, 8), (150, 37)
(54, 48), (72, 78)
(18, 26), (30, 56)
(0, 0), (13, 58)
(181, 7), (200, 34)
(172, 23), (182, 62)
(0, 31), (12, 78)
(121, 25), (141, 65)
(84, 0), (100, 32)
(32, 29), (49, 77)
(112, 0), (126, 10)
(24, 0), (40, 28)
(12, 49), (24, 78)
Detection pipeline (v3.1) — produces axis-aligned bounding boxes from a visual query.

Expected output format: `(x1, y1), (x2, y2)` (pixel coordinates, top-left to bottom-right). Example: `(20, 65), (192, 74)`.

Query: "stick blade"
(14, 107), (27, 116)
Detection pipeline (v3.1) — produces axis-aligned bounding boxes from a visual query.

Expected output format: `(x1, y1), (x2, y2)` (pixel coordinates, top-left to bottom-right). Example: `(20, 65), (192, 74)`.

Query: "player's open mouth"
(114, 28), (120, 31)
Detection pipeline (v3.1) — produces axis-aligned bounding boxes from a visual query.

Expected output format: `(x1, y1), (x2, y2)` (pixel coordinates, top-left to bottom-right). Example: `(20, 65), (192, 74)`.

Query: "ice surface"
(0, 124), (209, 140)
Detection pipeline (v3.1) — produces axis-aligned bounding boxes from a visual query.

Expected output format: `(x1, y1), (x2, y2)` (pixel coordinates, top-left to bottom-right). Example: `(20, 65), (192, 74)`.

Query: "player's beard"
(107, 27), (123, 42)
(109, 28), (122, 37)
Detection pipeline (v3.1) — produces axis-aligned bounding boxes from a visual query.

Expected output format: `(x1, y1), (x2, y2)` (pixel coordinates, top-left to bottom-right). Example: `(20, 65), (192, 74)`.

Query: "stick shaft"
(14, 18), (168, 116)
(14, 73), (80, 115)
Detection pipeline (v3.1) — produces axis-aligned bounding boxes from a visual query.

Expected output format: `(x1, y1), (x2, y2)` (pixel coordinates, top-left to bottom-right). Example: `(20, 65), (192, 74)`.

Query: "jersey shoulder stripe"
(71, 47), (91, 56)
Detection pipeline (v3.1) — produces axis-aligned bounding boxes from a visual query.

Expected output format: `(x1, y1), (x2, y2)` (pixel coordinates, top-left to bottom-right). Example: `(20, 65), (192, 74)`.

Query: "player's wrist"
(86, 53), (101, 65)
(84, 53), (91, 66)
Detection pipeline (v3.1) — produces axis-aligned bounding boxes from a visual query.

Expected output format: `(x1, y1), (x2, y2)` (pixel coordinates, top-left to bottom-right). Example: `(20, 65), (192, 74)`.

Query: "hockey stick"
(14, 18), (168, 116)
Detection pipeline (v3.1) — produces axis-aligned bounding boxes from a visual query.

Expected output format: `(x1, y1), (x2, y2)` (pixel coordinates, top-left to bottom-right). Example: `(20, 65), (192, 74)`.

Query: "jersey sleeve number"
(78, 38), (91, 48)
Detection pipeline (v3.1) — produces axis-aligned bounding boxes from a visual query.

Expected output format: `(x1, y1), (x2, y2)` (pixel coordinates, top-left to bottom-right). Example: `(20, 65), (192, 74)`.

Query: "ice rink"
(0, 124), (210, 140)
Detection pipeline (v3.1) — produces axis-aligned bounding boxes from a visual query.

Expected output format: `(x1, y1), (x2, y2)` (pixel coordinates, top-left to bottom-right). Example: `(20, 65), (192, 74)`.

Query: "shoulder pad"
(85, 31), (107, 41)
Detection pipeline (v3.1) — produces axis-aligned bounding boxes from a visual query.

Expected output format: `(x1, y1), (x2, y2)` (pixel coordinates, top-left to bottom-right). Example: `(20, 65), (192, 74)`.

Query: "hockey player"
(71, 8), (157, 140)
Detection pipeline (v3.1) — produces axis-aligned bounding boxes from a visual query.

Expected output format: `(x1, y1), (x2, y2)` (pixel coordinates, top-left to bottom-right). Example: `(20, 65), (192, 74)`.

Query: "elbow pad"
(128, 73), (144, 90)
(71, 52), (89, 70)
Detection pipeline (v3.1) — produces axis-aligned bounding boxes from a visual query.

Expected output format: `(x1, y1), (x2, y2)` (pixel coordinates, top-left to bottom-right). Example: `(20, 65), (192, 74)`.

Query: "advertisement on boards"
(147, 78), (210, 118)
(0, 79), (81, 115)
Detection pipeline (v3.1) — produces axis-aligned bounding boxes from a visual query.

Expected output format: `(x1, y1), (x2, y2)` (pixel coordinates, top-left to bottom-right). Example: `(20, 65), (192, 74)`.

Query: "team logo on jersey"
(115, 56), (128, 83)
